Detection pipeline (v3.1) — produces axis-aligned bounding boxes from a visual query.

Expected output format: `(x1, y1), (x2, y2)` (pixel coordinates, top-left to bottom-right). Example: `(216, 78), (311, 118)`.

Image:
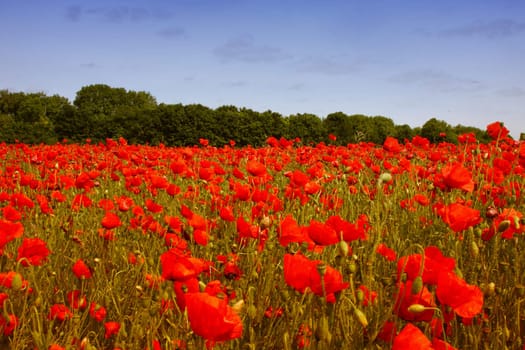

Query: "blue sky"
(1, 0), (524, 138)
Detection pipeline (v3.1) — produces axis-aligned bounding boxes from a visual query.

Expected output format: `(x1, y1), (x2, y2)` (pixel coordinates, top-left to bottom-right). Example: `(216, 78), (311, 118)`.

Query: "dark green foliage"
(0, 86), (494, 146)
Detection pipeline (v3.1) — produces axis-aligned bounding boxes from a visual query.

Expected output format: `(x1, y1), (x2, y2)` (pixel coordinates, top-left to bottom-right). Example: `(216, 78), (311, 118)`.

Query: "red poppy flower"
(383, 136), (402, 153)
(160, 249), (211, 281)
(246, 160), (267, 177)
(89, 302), (107, 322)
(0, 219), (24, 253)
(435, 202), (482, 233)
(145, 199), (163, 213)
(440, 162), (475, 192)
(173, 277), (200, 311)
(283, 253), (348, 302)
(0, 313), (17, 336)
(436, 270), (483, 318)
(48, 304), (73, 322)
(66, 290), (88, 310)
(97, 198), (115, 211)
(17, 237), (51, 267)
(278, 215), (309, 247)
(306, 220), (340, 246)
(392, 323), (432, 350)
(104, 321), (121, 339)
(397, 246), (456, 285)
(71, 193), (92, 211)
(486, 121), (509, 140)
(2, 205), (22, 221)
(219, 206), (236, 222)
(101, 212), (122, 230)
(72, 259), (92, 279)
(185, 292), (243, 344)
(376, 243), (397, 261)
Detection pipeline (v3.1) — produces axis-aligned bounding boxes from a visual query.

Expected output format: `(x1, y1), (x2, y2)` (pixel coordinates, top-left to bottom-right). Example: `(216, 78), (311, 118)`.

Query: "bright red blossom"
(72, 259), (92, 279)
(17, 237), (51, 266)
(185, 292), (243, 345)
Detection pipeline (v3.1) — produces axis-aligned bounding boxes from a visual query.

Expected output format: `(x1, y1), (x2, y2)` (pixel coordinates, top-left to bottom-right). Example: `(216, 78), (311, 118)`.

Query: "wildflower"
(89, 302), (107, 322)
(48, 304), (73, 322)
(104, 321), (121, 339)
(0, 219), (24, 254)
(101, 212), (122, 229)
(17, 237), (51, 267)
(436, 270), (483, 318)
(392, 323), (432, 350)
(185, 292), (243, 345)
(72, 259), (92, 279)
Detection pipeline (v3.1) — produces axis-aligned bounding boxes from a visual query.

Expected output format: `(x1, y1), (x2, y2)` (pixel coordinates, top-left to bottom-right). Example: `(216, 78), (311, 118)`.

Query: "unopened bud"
(356, 289), (364, 304)
(354, 307), (368, 327)
(247, 304), (257, 319)
(411, 276), (423, 295)
(348, 262), (357, 274)
(338, 241), (349, 257)
(315, 316), (332, 341)
(470, 241), (479, 258)
(11, 272), (23, 291)
(498, 220), (511, 232)
(407, 304), (427, 314)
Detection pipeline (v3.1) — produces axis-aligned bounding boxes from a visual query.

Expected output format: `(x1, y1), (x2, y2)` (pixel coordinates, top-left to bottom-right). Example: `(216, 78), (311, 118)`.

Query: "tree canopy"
(0, 85), (495, 146)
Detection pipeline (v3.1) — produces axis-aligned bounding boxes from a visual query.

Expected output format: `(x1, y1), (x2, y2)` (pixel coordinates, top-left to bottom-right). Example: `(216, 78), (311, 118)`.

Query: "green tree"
(368, 116), (396, 144)
(420, 118), (457, 144)
(323, 112), (351, 145)
(285, 113), (325, 144)
(73, 84), (157, 142)
(394, 124), (416, 142)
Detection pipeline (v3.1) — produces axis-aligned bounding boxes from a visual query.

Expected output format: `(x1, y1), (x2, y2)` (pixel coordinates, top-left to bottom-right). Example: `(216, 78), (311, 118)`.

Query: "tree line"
(0, 84), (492, 146)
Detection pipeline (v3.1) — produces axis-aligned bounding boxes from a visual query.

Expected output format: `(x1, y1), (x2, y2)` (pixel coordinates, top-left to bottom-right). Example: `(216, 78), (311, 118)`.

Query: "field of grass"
(0, 122), (524, 349)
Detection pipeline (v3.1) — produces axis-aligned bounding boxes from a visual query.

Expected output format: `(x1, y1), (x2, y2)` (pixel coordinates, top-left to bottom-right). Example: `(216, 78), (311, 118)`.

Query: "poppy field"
(0, 121), (524, 349)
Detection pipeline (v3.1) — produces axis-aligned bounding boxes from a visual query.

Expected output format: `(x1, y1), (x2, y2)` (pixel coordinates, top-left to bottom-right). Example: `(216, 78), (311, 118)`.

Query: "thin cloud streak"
(441, 19), (525, 39)
(389, 69), (484, 93)
(213, 35), (292, 63)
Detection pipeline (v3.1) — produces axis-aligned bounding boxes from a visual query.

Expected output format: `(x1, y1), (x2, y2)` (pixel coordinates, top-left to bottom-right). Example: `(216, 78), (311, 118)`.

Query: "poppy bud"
(11, 272), (23, 291)
(407, 304), (427, 314)
(356, 289), (364, 304)
(411, 276), (423, 295)
(338, 241), (349, 257)
(470, 241), (479, 258)
(498, 220), (511, 232)
(315, 316), (332, 342)
(247, 304), (257, 319)
(348, 262), (357, 274)
(354, 307), (368, 327)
